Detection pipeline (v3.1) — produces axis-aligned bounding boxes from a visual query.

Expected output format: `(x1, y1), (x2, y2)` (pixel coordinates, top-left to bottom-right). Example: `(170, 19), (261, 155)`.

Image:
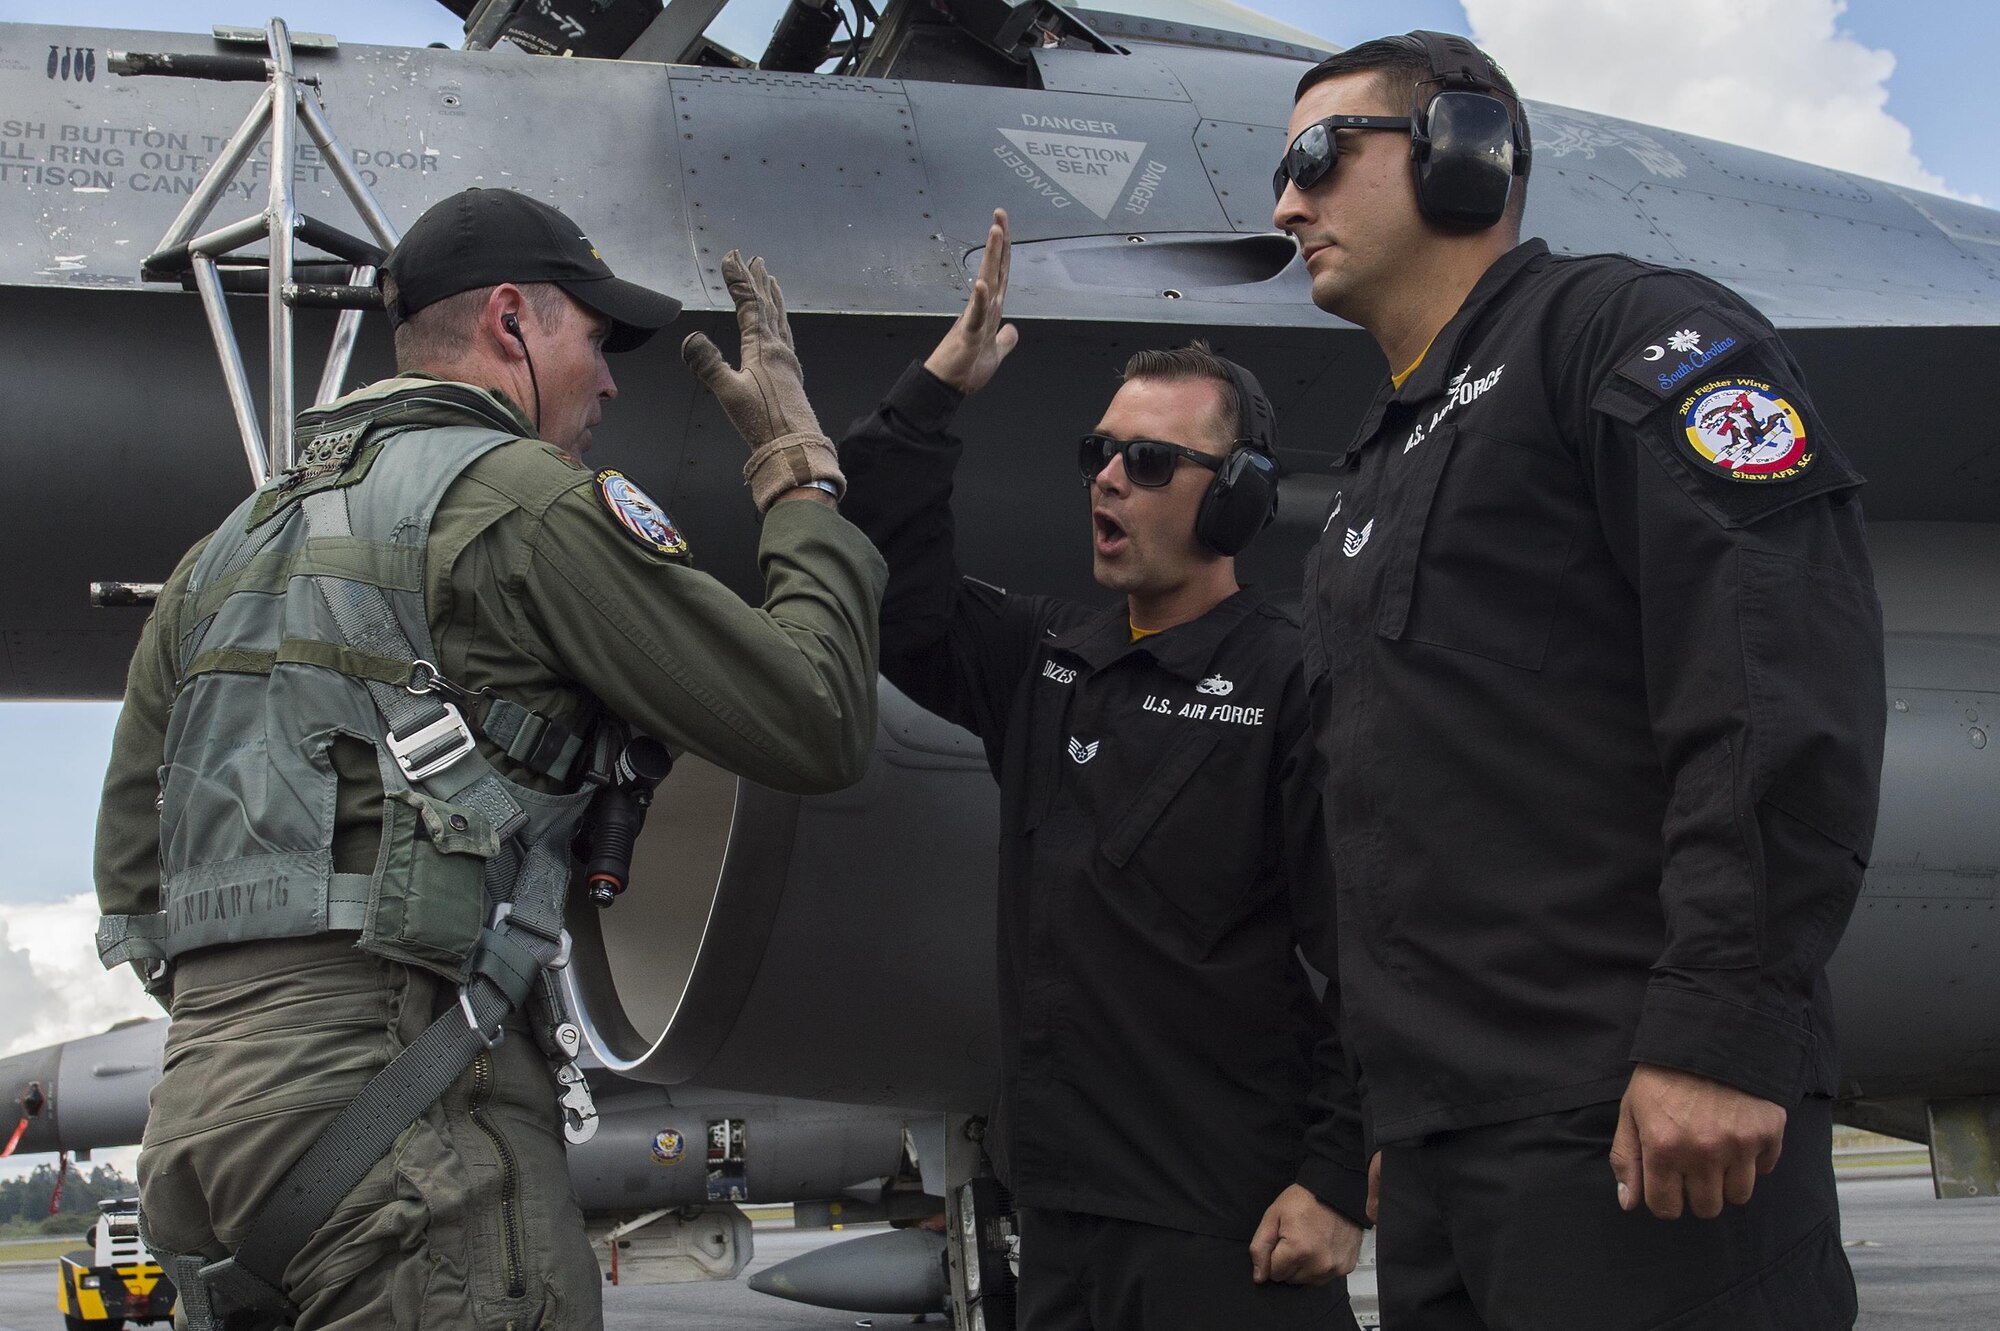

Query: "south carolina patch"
(1677, 379), (1814, 482)
(1614, 308), (1753, 399)
(596, 468), (690, 557)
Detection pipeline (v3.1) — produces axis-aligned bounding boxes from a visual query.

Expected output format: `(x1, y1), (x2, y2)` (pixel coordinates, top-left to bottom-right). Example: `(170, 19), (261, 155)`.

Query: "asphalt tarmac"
(0, 1175), (1990, 1328)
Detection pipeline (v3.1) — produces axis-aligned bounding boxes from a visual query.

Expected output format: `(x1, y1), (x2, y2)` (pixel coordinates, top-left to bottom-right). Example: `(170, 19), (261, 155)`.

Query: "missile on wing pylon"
(748, 1226), (949, 1315)
(0, 1017), (162, 1159)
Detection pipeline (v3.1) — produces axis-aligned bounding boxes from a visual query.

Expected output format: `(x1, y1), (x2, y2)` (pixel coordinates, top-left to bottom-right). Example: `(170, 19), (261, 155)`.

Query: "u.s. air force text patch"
(1678, 379), (1814, 482)
(596, 468), (690, 556)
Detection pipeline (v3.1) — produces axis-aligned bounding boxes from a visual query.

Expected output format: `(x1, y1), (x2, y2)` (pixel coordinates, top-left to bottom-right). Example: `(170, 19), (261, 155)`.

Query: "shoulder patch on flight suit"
(1592, 361), (1861, 530)
(595, 468), (690, 558)
(1612, 305), (1758, 400)
(1676, 378), (1816, 483)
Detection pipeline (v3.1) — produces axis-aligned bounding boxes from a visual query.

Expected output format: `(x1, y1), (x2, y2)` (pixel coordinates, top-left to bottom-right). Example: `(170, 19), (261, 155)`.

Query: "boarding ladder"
(110, 17), (400, 487)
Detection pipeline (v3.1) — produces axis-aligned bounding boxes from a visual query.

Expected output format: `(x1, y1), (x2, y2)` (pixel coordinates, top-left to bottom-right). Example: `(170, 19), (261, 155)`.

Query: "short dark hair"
(1296, 34), (1531, 229)
(1119, 341), (1241, 447)
(379, 273), (570, 372)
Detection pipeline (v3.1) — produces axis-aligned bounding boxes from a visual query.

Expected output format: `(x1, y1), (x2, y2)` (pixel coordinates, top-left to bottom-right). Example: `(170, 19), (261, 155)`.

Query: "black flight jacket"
(1304, 239), (1886, 1145)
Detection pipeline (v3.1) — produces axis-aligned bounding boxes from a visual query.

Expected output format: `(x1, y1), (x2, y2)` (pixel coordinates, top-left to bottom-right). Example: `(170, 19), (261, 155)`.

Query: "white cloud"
(0, 895), (155, 1058)
(1463, 0), (1979, 203)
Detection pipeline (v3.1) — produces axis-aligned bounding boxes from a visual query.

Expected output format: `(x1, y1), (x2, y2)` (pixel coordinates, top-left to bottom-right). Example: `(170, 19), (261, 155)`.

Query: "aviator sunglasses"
(1272, 114), (1411, 200)
(1079, 433), (1227, 487)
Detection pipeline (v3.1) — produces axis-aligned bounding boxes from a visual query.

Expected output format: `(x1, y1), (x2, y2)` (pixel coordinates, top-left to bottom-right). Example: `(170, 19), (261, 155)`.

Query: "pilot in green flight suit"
(92, 188), (880, 1330)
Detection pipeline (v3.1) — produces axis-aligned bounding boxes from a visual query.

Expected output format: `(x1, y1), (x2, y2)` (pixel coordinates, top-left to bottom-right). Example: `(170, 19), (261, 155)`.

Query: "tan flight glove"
(680, 249), (845, 512)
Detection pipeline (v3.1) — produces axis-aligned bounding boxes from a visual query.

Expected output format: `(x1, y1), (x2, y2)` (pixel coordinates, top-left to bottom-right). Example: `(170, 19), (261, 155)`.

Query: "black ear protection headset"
(1284, 30), (1531, 232)
(1401, 30), (1532, 230)
(1192, 357), (1281, 557)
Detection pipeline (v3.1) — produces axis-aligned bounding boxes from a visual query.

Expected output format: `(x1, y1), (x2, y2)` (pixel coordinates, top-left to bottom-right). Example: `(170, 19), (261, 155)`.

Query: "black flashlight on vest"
(582, 735), (674, 907)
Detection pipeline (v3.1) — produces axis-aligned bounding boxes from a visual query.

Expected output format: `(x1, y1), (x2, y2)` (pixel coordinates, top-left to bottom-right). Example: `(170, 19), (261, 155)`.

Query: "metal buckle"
(386, 702), (477, 781)
(458, 989), (506, 1050)
(557, 1061), (599, 1144)
(490, 902), (571, 969)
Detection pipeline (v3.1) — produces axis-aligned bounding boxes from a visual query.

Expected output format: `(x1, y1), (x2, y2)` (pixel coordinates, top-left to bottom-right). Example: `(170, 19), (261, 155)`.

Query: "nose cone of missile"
(0, 1043), (65, 1156)
(748, 1227), (947, 1314)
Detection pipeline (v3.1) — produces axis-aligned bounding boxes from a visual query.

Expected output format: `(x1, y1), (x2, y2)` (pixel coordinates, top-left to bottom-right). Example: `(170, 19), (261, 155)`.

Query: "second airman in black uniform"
(835, 211), (1368, 1330)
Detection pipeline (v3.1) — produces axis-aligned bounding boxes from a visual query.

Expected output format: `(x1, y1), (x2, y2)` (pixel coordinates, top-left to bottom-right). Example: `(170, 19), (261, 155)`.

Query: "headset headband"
(1410, 29), (1503, 96)
(1291, 32), (1531, 183)
(1216, 355), (1279, 458)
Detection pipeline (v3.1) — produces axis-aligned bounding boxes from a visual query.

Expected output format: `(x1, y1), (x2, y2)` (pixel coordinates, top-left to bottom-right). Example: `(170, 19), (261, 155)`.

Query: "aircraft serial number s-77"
(0, 0), (1997, 1320)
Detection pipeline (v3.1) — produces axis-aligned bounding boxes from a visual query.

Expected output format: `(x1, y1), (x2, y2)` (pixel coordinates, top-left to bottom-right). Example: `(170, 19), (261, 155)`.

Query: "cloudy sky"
(0, 0), (1990, 1168)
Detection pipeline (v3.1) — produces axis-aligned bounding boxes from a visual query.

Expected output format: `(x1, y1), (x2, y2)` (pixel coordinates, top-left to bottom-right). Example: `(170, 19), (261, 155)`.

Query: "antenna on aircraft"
(108, 18), (400, 485)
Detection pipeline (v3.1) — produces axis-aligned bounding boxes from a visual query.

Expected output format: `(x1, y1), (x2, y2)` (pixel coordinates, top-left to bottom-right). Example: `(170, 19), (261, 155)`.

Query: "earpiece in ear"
(503, 313), (523, 339)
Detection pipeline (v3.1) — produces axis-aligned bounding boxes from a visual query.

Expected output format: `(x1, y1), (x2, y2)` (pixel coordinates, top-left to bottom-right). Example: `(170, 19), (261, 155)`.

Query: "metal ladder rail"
(109, 17), (403, 486)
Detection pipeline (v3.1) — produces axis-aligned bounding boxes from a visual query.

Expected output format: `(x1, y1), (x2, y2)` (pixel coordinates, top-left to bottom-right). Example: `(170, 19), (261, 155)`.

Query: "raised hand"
(923, 209), (1019, 396)
(681, 250), (843, 511)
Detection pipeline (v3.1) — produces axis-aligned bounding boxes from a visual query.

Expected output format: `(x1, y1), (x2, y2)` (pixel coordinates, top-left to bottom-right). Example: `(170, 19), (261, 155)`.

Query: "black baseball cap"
(383, 188), (681, 352)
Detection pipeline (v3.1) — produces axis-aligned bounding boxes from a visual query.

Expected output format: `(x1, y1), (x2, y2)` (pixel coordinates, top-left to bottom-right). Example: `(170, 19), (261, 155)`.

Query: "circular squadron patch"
(652, 1129), (686, 1165)
(1678, 379), (1813, 482)
(596, 468), (689, 557)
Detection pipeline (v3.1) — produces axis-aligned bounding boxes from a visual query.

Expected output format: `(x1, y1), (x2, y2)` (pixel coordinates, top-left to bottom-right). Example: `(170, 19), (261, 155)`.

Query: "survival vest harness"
(97, 381), (608, 1328)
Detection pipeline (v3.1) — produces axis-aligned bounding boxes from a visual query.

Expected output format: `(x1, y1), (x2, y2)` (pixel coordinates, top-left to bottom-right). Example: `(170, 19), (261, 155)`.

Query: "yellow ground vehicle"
(56, 1198), (176, 1330)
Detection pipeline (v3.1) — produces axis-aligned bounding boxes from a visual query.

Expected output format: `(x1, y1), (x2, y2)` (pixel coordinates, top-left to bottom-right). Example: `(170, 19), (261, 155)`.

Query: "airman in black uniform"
(1272, 33), (1884, 1331)
(835, 211), (1368, 1330)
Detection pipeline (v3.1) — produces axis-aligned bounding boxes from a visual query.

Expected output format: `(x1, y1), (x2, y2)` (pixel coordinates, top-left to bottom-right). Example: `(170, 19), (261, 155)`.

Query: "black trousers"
(1377, 1096), (1856, 1331)
(1016, 1207), (1360, 1331)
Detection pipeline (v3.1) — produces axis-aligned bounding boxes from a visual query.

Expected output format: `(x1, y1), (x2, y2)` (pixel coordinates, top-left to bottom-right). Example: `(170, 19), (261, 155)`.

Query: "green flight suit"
(94, 377), (887, 1329)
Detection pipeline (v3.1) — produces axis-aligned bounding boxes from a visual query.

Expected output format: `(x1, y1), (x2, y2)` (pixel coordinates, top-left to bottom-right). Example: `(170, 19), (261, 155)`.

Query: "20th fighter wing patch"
(1677, 379), (1815, 483)
(596, 468), (690, 557)
(1614, 308), (1754, 400)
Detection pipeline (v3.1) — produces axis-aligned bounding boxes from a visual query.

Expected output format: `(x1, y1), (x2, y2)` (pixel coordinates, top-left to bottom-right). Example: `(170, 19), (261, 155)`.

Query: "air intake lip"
(992, 231), (1302, 294)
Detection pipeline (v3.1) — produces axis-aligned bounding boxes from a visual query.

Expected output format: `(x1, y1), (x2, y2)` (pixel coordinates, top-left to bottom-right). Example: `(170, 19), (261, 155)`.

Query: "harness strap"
(95, 912), (169, 967)
(328, 874), (371, 932)
(299, 490), (496, 794)
(179, 640), (587, 784)
(186, 539), (424, 625)
(481, 697), (587, 785)
(160, 1250), (236, 1331)
(203, 926), (561, 1325)
(176, 491), (296, 680)
(184, 640), (415, 689)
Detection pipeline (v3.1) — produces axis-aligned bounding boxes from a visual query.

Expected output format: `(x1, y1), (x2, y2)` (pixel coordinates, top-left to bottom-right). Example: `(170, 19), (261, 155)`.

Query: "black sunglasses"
(1272, 114), (1411, 201)
(1079, 433), (1225, 488)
